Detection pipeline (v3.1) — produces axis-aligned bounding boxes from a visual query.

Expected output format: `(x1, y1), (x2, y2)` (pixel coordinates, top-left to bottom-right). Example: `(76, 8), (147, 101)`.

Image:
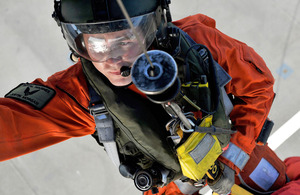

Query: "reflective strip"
(221, 142), (250, 170)
(189, 133), (215, 164)
(181, 82), (209, 88)
(249, 158), (279, 191)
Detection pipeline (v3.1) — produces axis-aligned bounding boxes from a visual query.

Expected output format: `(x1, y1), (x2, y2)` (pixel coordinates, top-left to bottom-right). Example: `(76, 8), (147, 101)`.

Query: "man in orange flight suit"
(1, 0), (299, 194)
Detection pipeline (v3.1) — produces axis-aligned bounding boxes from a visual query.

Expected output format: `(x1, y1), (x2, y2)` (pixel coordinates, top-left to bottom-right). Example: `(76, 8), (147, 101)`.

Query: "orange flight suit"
(271, 157), (300, 195)
(0, 64), (95, 160)
(0, 13), (281, 194)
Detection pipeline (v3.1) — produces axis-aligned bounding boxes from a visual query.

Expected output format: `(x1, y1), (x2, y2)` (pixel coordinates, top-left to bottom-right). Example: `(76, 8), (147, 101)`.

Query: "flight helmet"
(53, 0), (172, 62)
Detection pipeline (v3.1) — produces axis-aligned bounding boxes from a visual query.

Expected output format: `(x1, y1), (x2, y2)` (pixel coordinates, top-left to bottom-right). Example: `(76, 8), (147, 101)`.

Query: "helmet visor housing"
(61, 12), (157, 62)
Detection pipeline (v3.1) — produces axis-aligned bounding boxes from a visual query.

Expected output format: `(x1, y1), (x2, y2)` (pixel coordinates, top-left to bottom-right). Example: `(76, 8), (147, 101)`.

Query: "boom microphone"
(120, 66), (131, 77)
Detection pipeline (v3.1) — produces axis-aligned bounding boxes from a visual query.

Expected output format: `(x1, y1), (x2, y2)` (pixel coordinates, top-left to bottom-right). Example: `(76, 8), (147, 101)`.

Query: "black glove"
(207, 161), (235, 195)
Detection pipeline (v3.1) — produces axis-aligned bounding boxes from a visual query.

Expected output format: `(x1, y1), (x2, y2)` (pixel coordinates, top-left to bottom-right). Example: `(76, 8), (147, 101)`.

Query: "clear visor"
(61, 12), (157, 63)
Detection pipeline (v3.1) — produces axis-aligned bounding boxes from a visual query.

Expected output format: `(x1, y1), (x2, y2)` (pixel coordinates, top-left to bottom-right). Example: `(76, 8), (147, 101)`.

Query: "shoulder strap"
(88, 84), (120, 167)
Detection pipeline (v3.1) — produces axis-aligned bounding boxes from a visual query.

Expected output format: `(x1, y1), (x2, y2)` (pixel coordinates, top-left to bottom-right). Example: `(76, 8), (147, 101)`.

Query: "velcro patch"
(221, 142), (250, 171)
(249, 158), (279, 191)
(5, 83), (56, 110)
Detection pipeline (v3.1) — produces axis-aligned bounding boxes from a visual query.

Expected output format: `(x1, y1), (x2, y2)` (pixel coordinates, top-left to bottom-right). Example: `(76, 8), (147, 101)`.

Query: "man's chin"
(110, 77), (132, 87)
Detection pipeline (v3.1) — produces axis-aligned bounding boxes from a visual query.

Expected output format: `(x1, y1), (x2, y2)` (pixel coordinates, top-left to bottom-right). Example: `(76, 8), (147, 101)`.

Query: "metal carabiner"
(180, 118), (195, 133)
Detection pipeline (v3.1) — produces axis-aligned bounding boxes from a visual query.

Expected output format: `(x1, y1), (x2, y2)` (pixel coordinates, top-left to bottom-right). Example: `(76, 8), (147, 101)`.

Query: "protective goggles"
(61, 12), (157, 62)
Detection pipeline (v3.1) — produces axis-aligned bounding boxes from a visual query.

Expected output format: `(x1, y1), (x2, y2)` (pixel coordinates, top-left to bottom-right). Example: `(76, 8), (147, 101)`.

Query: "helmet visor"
(61, 12), (157, 62)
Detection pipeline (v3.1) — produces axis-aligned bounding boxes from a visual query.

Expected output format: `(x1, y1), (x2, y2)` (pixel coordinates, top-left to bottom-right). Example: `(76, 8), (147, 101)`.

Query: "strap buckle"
(89, 103), (108, 116)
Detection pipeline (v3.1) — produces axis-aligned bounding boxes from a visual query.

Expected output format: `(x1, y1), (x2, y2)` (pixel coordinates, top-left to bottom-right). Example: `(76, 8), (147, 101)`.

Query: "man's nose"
(106, 56), (122, 64)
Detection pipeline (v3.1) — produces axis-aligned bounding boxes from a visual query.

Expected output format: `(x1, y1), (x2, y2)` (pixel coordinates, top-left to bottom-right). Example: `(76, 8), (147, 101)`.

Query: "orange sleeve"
(173, 14), (275, 166)
(143, 181), (184, 195)
(0, 65), (96, 161)
(271, 157), (300, 194)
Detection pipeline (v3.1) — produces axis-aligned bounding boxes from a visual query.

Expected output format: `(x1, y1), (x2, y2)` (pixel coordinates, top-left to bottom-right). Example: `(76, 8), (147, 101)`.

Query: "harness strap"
(88, 85), (120, 167)
(194, 125), (236, 135)
(237, 174), (275, 195)
(221, 142), (250, 171)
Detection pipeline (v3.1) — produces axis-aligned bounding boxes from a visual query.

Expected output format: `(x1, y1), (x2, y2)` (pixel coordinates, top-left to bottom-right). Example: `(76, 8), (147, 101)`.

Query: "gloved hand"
(207, 161), (235, 195)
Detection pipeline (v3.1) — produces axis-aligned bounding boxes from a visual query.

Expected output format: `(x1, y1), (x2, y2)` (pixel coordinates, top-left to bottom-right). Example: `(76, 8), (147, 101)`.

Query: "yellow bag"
(176, 115), (223, 181)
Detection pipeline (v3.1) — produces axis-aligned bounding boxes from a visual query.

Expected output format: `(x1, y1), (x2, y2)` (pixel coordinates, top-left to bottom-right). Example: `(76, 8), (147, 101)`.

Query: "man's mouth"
(109, 71), (121, 75)
(109, 61), (132, 76)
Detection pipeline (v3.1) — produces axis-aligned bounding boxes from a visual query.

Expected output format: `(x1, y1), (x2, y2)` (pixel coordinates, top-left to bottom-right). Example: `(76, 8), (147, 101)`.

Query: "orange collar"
(127, 84), (147, 99)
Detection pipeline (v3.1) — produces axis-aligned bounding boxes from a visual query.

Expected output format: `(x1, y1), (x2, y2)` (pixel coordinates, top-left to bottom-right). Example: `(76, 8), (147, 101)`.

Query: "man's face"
(83, 29), (143, 86)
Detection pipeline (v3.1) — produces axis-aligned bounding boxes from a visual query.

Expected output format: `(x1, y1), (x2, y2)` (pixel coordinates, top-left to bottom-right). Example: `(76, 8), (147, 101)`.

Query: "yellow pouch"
(176, 115), (223, 181)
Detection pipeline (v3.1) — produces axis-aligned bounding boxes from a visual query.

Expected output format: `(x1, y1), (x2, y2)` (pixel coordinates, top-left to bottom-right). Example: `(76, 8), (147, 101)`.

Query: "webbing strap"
(221, 142), (250, 171)
(89, 85), (120, 167)
(103, 142), (120, 167)
(194, 125), (236, 135)
(237, 174), (275, 195)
